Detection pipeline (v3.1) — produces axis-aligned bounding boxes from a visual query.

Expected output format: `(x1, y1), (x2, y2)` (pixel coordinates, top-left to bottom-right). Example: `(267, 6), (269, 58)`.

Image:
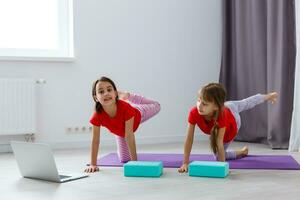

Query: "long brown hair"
(200, 83), (226, 154)
(92, 76), (119, 113)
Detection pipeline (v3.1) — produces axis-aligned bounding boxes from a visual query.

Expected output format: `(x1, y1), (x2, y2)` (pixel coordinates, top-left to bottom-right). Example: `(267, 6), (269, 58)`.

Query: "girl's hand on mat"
(178, 163), (188, 173)
(84, 165), (99, 173)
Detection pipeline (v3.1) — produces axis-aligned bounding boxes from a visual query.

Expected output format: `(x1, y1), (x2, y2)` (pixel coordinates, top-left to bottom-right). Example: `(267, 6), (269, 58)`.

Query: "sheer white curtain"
(289, 0), (300, 152)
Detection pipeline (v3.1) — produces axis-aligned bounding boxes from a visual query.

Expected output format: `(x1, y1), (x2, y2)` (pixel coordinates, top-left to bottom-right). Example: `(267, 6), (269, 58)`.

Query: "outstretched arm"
(125, 117), (137, 161)
(178, 123), (195, 173)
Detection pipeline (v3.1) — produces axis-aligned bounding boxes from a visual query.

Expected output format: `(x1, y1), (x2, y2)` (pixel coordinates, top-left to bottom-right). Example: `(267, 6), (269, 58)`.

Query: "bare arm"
(84, 125), (100, 173)
(178, 123), (195, 173)
(125, 117), (137, 161)
(216, 127), (226, 162)
(183, 123), (196, 164)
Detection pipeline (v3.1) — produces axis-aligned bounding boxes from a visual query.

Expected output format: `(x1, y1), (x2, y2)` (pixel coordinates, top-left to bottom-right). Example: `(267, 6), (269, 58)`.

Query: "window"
(0, 0), (74, 61)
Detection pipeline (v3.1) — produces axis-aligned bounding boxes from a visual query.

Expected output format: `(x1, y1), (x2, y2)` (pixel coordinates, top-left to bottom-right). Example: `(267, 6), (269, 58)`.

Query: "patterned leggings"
(215, 94), (265, 160)
(115, 94), (161, 162)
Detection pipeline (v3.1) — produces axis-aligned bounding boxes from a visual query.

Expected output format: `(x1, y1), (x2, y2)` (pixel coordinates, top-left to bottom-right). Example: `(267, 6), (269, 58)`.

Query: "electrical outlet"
(65, 127), (72, 133)
(65, 125), (92, 134)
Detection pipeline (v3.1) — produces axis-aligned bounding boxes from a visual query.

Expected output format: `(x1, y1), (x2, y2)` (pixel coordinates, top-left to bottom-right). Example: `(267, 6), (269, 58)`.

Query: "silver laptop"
(11, 141), (88, 183)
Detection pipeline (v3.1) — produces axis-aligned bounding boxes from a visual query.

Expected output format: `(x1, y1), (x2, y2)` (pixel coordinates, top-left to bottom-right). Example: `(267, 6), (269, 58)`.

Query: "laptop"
(11, 141), (88, 183)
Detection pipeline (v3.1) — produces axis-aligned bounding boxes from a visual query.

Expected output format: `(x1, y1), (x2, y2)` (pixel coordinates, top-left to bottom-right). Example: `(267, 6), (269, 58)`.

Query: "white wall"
(0, 0), (222, 151)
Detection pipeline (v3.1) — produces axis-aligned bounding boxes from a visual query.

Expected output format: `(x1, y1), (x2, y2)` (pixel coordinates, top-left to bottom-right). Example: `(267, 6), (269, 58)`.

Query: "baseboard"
(49, 134), (208, 150)
(0, 134), (208, 153)
(48, 135), (187, 150)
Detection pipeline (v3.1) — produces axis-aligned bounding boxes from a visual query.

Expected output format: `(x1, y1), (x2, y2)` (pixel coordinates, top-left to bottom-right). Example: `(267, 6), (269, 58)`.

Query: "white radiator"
(0, 78), (36, 136)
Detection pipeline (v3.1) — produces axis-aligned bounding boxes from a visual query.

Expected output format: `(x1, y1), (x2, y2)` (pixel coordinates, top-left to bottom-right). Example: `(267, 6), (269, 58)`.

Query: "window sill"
(0, 56), (75, 62)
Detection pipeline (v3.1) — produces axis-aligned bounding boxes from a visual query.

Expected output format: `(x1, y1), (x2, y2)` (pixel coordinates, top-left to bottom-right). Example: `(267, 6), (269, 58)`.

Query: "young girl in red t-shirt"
(85, 76), (160, 173)
(178, 83), (278, 173)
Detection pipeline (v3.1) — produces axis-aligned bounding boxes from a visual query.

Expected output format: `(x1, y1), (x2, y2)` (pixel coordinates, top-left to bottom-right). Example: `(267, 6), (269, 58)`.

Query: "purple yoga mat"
(96, 153), (300, 170)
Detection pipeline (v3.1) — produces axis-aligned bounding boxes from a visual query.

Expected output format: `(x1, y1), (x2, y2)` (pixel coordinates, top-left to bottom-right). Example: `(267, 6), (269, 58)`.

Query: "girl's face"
(196, 95), (218, 116)
(95, 81), (117, 107)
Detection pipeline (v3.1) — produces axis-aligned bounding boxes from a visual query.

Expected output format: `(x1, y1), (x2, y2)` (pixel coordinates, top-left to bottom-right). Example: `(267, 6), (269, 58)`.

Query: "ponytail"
(210, 111), (219, 154)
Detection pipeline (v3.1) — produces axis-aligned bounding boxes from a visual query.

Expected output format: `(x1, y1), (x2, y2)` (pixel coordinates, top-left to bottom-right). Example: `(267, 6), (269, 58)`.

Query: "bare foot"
(241, 146), (248, 156)
(264, 92), (278, 104)
(118, 91), (130, 100)
(236, 146), (248, 158)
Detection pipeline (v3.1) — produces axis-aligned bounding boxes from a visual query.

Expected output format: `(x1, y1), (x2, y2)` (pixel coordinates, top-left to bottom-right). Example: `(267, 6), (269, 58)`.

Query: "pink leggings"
(115, 94), (161, 162)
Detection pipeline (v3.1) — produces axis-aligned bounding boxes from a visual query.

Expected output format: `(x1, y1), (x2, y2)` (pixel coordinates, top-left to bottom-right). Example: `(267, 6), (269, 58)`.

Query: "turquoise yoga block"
(188, 161), (229, 178)
(124, 161), (163, 177)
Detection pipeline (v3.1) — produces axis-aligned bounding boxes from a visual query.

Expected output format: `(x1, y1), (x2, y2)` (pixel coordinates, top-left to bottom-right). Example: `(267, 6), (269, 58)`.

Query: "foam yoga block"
(124, 161), (163, 177)
(188, 161), (229, 178)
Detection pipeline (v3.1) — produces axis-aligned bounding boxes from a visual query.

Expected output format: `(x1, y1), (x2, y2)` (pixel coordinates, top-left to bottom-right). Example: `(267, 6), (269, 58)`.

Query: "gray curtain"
(220, 0), (296, 149)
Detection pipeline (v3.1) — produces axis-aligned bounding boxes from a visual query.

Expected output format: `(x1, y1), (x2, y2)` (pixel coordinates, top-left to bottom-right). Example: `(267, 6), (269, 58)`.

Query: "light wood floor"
(1, 141), (300, 200)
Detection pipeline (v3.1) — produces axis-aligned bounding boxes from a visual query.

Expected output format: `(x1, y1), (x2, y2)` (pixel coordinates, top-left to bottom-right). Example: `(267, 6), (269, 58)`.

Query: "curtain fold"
(220, 0), (296, 149)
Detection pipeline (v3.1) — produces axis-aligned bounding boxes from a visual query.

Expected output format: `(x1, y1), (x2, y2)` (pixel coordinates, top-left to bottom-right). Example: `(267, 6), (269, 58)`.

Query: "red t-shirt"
(90, 100), (141, 137)
(188, 106), (237, 143)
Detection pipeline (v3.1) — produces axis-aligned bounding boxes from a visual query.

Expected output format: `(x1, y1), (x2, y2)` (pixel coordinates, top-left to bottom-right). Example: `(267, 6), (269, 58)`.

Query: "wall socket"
(65, 125), (92, 134)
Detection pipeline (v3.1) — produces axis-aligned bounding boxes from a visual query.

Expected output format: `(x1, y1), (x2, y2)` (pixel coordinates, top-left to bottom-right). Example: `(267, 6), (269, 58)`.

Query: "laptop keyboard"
(59, 175), (71, 179)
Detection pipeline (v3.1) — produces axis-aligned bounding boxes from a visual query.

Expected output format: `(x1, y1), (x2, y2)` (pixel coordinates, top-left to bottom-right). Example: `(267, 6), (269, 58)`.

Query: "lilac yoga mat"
(96, 153), (300, 170)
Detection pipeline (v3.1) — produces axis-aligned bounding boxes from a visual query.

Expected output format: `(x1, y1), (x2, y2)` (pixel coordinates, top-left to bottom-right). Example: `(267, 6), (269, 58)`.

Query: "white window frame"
(0, 0), (74, 61)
